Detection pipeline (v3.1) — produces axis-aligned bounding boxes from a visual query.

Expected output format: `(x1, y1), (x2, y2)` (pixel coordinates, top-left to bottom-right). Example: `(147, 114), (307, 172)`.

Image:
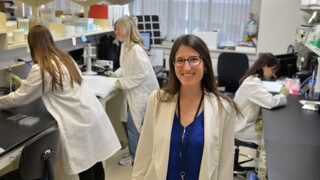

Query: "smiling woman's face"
(174, 45), (205, 88)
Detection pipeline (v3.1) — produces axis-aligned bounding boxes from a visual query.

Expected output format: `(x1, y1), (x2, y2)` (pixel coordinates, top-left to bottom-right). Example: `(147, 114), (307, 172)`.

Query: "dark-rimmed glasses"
(173, 56), (202, 67)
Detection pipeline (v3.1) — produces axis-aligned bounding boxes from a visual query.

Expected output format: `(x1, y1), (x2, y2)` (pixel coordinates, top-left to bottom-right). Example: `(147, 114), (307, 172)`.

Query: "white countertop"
(82, 75), (119, 98)
(152, 43), (257, 55)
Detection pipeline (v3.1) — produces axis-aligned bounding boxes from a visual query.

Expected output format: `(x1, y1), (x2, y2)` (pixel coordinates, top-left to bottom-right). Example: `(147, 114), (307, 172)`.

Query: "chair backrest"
(217, 52), (249, 92)
(19, 129), (60, 180)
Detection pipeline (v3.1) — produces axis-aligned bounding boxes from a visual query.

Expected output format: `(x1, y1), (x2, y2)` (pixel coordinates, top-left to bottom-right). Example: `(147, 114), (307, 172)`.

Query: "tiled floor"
(104, 146), (260, 180)
(104, 148), (132, 180)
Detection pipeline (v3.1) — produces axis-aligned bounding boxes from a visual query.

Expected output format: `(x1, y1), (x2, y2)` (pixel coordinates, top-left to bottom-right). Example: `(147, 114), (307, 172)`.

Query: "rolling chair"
(234, 139), (259, 177)
(0, 129), (60, 180)
(217, 52), (249, 98)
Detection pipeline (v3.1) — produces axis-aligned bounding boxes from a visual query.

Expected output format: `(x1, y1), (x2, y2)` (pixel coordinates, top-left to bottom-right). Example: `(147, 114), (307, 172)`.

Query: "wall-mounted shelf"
(305, 41), (320, 56)
(0, 29), (114, 69)
(0, 29), (113, 50)
(301, 5), (320, 12)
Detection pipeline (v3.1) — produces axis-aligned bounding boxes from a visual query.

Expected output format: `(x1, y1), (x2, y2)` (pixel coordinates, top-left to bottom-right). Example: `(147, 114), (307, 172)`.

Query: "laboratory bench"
(0, 76), (125, 179)
(0, 98), (57, 170)
(262, 94), (320, 179)
(151, 43), (258, 73)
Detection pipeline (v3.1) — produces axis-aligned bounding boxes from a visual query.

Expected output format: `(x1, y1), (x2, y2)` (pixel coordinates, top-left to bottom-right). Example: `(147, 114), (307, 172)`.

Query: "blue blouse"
(166, 111), (204, 180)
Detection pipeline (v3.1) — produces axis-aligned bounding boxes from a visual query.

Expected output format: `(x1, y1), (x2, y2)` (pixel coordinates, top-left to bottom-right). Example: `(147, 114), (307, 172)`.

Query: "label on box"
(80, 34), (87, 42)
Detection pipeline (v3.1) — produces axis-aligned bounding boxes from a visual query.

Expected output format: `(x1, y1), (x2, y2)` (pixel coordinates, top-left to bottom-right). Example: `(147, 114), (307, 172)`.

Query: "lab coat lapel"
(154, 95), (177, 180)
(199, 94), (220, 179)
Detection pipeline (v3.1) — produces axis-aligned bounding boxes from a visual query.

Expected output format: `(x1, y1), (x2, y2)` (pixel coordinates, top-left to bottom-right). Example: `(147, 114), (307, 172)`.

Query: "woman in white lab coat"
(0, 25), (121, 180)
(132, 34), (241, 180)
(105, 16), (159, 166)
(234, 53), (288, 144)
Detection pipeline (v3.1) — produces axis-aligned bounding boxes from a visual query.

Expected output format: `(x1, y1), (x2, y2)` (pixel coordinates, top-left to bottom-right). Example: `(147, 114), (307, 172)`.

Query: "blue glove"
(115, 80), (122, 89)
(105, 71), (118, 78)
(7, 73), (22, 86)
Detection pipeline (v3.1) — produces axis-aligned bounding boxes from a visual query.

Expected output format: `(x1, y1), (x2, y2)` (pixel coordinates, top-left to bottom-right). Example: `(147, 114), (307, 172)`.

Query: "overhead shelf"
(1, 29), (113, 50)
(305, 42), (320, 56)
(301, 5), (320, 12)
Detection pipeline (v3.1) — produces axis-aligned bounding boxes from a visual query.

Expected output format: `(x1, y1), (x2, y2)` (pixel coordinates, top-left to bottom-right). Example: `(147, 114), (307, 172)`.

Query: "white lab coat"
(115, 44), (159, 132)
(132, 90), (236, 180)
(0, 63), (121, 175)
(234, 75), (287, 144)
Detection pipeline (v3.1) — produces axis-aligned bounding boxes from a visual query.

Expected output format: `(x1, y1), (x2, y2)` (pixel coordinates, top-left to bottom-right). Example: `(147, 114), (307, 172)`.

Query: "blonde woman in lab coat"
(132, 34), (241, 180)
(234, 53), (288, 144)
(105, 16), (159, 166)
(0, 25), (121, 180)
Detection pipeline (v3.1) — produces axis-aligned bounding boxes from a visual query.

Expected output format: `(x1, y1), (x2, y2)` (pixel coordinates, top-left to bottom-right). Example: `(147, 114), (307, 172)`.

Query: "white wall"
(257, 0), (309, 55)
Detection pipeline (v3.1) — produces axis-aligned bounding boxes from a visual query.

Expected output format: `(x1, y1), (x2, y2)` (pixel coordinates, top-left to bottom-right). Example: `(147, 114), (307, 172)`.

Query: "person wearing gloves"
(234, 52), (289, 144)
(132, 34), (241, 180)
(0, 25), (121, 180)
(105, 16), (159, 166)
(7, 73), (22, 87)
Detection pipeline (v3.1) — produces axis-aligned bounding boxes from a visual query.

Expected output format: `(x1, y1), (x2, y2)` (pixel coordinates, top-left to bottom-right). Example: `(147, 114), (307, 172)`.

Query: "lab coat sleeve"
(114, 67), (122, 77)
(244, 78), (287, 109)
(0, 65), (50, 109)
(218, 102), (235, 180)
(132, 91), (156, 179)
(119, 46), (147, 90)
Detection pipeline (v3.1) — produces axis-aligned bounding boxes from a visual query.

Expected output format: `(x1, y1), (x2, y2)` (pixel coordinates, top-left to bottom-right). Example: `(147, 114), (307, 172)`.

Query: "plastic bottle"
(308, 78), (316, 99)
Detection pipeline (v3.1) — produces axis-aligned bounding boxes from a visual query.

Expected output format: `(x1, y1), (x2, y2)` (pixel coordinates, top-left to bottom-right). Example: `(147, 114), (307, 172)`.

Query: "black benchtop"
(0, 98), (56, 157)
(262, 95), (320, 180)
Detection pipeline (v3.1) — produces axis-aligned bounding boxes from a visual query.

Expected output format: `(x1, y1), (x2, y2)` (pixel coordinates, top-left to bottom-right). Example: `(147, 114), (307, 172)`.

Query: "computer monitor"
(140, 32), (151, 51)
(275, 53), (298, 78)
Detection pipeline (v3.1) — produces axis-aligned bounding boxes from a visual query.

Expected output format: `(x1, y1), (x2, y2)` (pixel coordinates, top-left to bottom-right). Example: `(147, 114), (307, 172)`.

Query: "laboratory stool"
(234, 138), (259, 177)
(0, 129), (60, 180)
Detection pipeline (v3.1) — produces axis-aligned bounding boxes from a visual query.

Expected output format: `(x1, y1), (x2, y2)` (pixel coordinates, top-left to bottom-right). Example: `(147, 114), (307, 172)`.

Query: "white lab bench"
(82, 75), (127, 148)
(151, 43), (258, 74)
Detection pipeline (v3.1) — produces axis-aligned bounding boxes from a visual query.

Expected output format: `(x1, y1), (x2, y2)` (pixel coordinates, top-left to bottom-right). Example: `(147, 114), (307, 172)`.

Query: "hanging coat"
(234, 75), (287, 144)
(115, 44), (159, 132)
(0, 63), (121, 175)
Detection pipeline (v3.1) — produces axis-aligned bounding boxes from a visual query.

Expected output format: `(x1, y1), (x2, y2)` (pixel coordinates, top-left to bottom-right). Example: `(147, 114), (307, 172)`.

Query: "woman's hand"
(280, 85), (290, 96)
(104, 71), (118, 78)
(114, 80), (122, 89)
(7, 73), (22, 86)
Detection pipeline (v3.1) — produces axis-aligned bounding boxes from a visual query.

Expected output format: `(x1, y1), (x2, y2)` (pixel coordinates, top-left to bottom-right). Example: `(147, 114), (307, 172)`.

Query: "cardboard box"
(0, 32), (8, 50)
(94, 19), (111, 30)
(55, 10), (63, 17)
(43, 22), (66, 38)
(90, 5), (108, 19)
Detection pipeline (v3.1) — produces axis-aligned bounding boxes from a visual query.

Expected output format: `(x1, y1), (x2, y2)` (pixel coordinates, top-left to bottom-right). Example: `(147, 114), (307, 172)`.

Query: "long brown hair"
(158, 34), (240, 114)
(28, 25), (82, 93)
(239, 53), (280, 85)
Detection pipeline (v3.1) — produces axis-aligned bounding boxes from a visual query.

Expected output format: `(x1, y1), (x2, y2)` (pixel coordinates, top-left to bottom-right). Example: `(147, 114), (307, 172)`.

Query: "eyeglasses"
(173, 56), (202, 67)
